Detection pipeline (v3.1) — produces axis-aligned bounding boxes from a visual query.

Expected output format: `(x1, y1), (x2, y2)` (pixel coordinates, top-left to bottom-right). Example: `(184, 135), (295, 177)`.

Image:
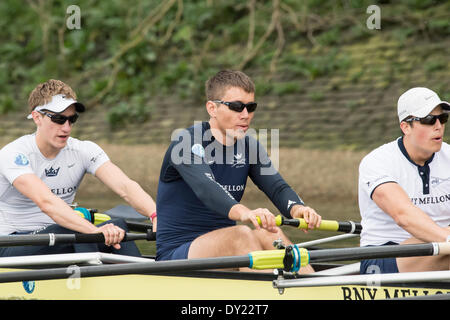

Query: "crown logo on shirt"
(45, 166), (60, 177)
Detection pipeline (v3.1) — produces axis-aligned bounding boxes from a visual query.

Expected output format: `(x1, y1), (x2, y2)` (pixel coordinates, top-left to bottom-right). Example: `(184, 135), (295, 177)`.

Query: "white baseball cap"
(397, 87), (450, 122)
(27, 94), (85, 119)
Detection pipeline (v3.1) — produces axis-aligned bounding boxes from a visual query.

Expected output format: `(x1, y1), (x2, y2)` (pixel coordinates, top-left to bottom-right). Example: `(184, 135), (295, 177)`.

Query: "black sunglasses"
(405, 113), (449, 125)
(38, 110), (79, 125)
(213, 100), (257, 113)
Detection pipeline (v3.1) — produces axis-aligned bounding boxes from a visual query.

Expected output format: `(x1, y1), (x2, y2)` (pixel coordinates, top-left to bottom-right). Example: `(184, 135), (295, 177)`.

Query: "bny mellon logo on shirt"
(231, 153), (246, 168)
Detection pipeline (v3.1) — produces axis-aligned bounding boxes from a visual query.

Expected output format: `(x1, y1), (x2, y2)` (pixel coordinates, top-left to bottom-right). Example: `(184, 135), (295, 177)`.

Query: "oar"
(0, 231), (155, 248)
(274, 270), (450, 289)
(0, 242), (449, 284)
(257, 215), (362, 234)
(307, 242), (450, 262)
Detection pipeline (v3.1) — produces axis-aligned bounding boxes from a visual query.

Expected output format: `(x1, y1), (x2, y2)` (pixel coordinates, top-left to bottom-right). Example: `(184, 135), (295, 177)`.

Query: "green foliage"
(428, 18), (450, 35)
(273, 82), (302, 96)
(282, 49), (349, 80)
(106, 95), (153, 129)
(0, 0), (448, 129)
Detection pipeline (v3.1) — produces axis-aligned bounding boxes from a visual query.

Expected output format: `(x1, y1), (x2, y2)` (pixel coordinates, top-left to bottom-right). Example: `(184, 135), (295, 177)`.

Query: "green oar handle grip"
(257, 215), (338, 230)
(289, 217), (337, 231)
(256, 215), (361, 234)
(255, 215), (283, 226)
(276, 215), (362, 234)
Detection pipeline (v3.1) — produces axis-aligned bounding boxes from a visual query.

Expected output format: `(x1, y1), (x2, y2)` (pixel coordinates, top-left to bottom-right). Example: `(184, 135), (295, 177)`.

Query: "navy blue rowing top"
(156, 122), (304, 260)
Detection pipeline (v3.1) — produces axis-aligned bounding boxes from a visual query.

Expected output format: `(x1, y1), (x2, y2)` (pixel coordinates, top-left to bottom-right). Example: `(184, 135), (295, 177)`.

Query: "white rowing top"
(0, 134), (109, 235)
(359, 137), (450, 246)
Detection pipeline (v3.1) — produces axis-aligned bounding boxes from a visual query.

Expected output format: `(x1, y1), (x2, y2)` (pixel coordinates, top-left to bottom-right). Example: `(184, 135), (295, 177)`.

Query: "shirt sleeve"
(0, 150), (34, 184)
(248, 137), (304, 219)
(167, 129), (239, 218)
(359, 150), (398, 199)
(80, 141), (110, 175)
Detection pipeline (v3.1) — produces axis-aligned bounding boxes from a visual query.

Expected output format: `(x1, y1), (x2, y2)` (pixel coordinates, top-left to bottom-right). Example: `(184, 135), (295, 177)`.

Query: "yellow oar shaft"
(256, 215), (339, 231)
(296, 218), (339, 231)
(256, 215), (361, 234)
(249, 247), (309, 270)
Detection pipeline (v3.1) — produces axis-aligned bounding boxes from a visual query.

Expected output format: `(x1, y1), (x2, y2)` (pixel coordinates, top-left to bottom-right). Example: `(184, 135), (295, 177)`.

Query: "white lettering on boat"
(341, 286), (450, 300)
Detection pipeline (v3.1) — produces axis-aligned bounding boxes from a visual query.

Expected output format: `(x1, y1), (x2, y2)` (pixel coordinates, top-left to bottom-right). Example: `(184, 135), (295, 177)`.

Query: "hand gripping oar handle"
(256, 215), (362, 234)
(0, 230), (154, 247)
(74, 230), (155, 243)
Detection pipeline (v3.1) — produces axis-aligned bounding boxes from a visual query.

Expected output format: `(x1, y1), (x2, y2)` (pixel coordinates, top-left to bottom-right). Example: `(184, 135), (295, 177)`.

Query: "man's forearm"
(120, 180), (156, 218)
(394, 205), (450, 243)
(40, 196), (98, 233)
(373, 183), (450, 243)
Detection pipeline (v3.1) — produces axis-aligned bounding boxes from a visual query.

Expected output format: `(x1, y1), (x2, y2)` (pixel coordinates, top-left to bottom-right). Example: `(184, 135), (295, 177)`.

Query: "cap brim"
(71, 102), (85, 113)
(26, 102), (85, 119)
(411, 101), (450, 118)
(46, 101), (85, 114)
(438, 101), (450, 111)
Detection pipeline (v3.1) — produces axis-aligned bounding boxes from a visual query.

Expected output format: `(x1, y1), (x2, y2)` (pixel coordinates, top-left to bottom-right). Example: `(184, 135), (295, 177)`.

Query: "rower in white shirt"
(359, 87), (450, 273)
(0, 79), (157, 257)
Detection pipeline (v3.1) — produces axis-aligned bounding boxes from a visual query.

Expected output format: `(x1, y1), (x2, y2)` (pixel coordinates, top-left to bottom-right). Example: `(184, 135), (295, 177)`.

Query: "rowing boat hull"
(1, 269), (449, 300)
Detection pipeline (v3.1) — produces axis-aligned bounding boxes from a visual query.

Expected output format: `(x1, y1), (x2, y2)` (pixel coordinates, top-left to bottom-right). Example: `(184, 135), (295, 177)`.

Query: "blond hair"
(205, 70), (255, 101)
(28, 79), (77, 112)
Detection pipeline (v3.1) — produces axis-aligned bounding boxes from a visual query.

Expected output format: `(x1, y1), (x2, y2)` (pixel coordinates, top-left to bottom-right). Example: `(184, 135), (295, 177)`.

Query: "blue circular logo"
(14, 153), (29, 166)
(191, 144), (205, 158)
(22, 280), (35, 294)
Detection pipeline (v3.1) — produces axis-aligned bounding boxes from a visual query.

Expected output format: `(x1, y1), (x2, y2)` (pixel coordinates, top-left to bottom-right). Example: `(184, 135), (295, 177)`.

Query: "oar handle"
(255, 215), (285, 227)
(74, 231), (154, 243)
(0, 231), (154, 247)
(276, 215), (362, 234)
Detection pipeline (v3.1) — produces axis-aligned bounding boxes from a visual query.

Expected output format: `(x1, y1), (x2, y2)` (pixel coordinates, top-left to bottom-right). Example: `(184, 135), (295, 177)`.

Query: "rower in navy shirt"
(156, 70), (321, 273)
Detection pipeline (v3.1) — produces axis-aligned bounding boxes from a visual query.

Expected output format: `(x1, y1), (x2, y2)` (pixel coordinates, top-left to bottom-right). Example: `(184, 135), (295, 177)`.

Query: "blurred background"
(0, 0), (449, 253)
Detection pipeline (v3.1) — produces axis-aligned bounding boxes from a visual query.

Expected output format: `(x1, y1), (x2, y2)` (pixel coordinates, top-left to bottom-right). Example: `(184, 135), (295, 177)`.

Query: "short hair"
(28, 79), (77, 112)
(205, 70), (255, 101)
